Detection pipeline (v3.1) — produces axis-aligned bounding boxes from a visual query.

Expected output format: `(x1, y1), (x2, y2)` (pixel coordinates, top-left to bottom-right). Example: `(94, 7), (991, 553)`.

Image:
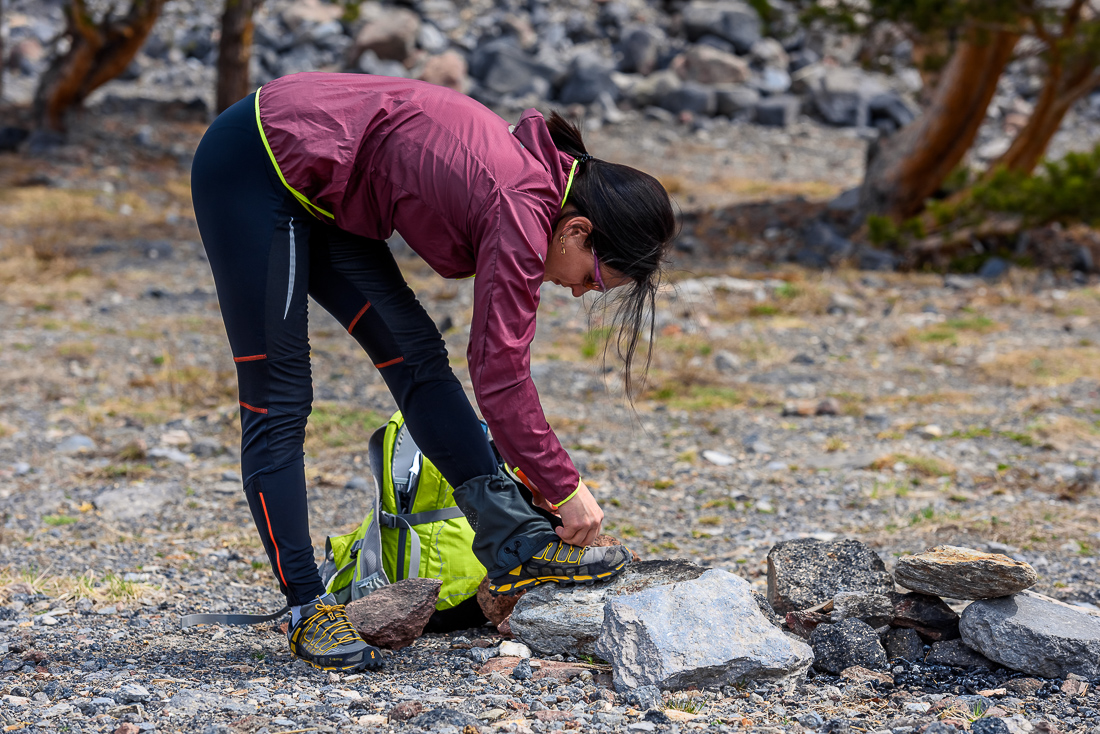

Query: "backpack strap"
(378, 507), (466, 580)
(179, 606), (290, 628)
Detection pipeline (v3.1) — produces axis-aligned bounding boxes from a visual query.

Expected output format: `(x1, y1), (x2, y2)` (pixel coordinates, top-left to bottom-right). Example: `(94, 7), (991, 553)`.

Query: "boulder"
(766, 539), (893, 614)
(809, 67), (888, 127)
(714, 84), (759, 118)
(477, 576), (524, 628)
(673, 45), (750, 85)
(681, 0), (763, 54)
(959, 593), (1100, 678)
(926, 639), (997, 670)
(751, 38), (789, 69)
(418, 51), (468, 92)
(809, 618), (889, 674)
(511, 560), (706, 656)
(353, 6), (420, 63)
(659, 82), (717, 117)
(281, 0), (342, 32)
(345, 578), (441, 650)
(628, 69), (682, 108)
(471, 39), (563, 98)
(883, 627), (925, 661)
(890, 591), (959, 641)
(754, 95), (801, 127)
(596, 569), (813, 690)
(832, 591), (893, 628)
(895, 546), (1038, 600)
(619, 27), (665, 75)
(559, 52), (619, 105)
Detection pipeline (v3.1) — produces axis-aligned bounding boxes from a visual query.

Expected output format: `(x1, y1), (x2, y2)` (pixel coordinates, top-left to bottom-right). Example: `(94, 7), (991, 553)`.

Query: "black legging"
(191, 93), (497, 605)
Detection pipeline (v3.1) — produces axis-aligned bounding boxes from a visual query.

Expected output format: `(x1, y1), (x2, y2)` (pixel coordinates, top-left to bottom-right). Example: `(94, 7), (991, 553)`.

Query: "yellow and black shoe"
(487, 541), (631, 596)
(287, 594), (383, 672)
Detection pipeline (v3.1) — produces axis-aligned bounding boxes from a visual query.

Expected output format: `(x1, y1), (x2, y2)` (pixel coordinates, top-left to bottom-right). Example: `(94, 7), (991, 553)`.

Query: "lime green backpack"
(318, 411), (487, 612)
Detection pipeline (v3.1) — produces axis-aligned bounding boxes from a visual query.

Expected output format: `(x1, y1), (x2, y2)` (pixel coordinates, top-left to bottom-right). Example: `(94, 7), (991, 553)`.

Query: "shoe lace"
(303, 603), (361, 647)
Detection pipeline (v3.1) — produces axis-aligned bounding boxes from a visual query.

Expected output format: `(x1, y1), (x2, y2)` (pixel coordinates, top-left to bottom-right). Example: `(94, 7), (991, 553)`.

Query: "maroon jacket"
(258, 72), (580, 503)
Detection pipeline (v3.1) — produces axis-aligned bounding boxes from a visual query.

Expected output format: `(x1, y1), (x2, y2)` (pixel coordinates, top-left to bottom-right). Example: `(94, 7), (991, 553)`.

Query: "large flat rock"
(595, 569), (813, 691)
(959, 592), (1100, 678)
(895, 546), (1037, 600)
(510, 560), (708, 656)
(766, 539), (893, 614)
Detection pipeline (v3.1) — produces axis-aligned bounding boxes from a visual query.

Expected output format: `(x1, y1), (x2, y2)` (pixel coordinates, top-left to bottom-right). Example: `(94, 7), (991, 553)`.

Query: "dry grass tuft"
(0, 567), (161, 604)
(871, 452), (956, 478)
(979, 347), (1100, 387)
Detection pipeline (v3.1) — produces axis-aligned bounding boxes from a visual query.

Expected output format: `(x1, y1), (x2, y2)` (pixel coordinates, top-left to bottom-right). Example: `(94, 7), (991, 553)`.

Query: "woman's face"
(545, 212), (629, 298)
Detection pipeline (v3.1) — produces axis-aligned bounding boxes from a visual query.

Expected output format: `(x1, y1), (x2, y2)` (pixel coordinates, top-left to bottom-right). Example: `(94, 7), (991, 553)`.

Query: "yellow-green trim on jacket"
(254, 86), (335, 221)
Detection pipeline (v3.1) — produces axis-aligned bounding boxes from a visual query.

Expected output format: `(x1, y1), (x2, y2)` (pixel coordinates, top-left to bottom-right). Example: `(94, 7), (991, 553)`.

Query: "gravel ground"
(0, 112), (1099, 733)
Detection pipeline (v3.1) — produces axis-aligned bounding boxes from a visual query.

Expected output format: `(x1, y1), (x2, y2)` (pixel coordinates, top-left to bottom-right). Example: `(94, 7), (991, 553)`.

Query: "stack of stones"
(769, 540), (1100, 681)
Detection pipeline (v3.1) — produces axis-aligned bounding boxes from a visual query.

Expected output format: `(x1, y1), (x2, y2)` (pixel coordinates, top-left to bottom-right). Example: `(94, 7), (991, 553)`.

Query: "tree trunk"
(859, 28), (1020, 222)
(1, 0), (6, 105)
(33, 0), (165, 132)
(215, 0), (263, 114)
(991, 48), (1100, 176)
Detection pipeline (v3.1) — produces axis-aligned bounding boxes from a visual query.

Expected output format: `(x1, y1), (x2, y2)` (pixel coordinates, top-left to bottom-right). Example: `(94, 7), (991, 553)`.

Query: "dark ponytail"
(545, 111), (677, 400)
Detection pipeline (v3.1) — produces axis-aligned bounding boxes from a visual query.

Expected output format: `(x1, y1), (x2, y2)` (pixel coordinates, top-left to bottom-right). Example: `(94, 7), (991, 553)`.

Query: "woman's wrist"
(549, 481), (583, 511)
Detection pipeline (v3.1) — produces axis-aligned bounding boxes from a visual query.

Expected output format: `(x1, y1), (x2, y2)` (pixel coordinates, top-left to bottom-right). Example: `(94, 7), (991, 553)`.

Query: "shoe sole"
(299, 656), (384, 673)
(486, 559), (628, 596)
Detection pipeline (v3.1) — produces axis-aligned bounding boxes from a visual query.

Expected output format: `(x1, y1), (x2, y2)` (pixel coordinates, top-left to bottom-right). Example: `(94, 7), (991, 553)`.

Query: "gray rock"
(714, 350), (742, 373)
(659, 81), (717, 116)
(766, 538), (893, 614)
(676, 45), (750, 85)
(353, 6), (420, 62)
(809, 67), (888, 127)
(895, 546), (1038, 600)
(682, 0), (763, 54)
(619, 27), (664, 75)
(626, 685), (662, 709)
(978, 257), (1011, 281)
(971, 719), (1011, 734)
(926, 639), (997, 670)
(883, 627), (925, 662)
(714, 84), (759, 118)
(57, 435), (97, 454)
(832, 591), (893, 627)
(410, 708), (483, 729)
(511, 658), (532, 680)
(890, 591), (959, 642)
(960, 593), (1100, 678)
(165, 689), (252, 716)
(559, 52), (619, 105)
(471, 39), (563, 97)
(809, 618), (888, 673)
(117, 684), (151, 702)
(754, 95), (801, 127)
(511, 560), (707, 656)
(95, 483), (183, 521)
(595, 568), (813, 690)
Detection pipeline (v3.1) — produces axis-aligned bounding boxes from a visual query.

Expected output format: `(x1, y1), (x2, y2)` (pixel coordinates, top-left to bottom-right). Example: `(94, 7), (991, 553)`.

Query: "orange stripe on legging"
(239, 401), (268, 414)
(374, 356), (404, 368)
(233, 353), (267, 362)
(347, 302), (371, 334)
(258, 491), (288, 587)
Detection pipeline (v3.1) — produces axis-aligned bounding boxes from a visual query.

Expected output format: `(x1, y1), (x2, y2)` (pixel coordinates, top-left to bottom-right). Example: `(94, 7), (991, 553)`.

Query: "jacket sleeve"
(468, 189), (581, 504)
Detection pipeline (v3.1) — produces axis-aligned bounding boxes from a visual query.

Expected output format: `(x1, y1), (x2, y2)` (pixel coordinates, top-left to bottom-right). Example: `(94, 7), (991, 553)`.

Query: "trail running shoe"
(487, 540), (631, 596)
(287, 594), (383, 672)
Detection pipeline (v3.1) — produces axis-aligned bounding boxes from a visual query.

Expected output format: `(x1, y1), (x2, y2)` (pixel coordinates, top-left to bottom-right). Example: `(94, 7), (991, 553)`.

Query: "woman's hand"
(554, 481), (603, 548)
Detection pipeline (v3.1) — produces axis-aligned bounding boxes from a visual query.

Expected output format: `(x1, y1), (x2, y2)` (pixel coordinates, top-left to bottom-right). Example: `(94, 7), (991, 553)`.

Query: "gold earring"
(560, 235), (566, 255)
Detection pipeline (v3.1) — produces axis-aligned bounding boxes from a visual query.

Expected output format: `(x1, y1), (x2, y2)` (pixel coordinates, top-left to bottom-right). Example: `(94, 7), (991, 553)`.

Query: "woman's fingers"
(554, 482), (603, 547)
